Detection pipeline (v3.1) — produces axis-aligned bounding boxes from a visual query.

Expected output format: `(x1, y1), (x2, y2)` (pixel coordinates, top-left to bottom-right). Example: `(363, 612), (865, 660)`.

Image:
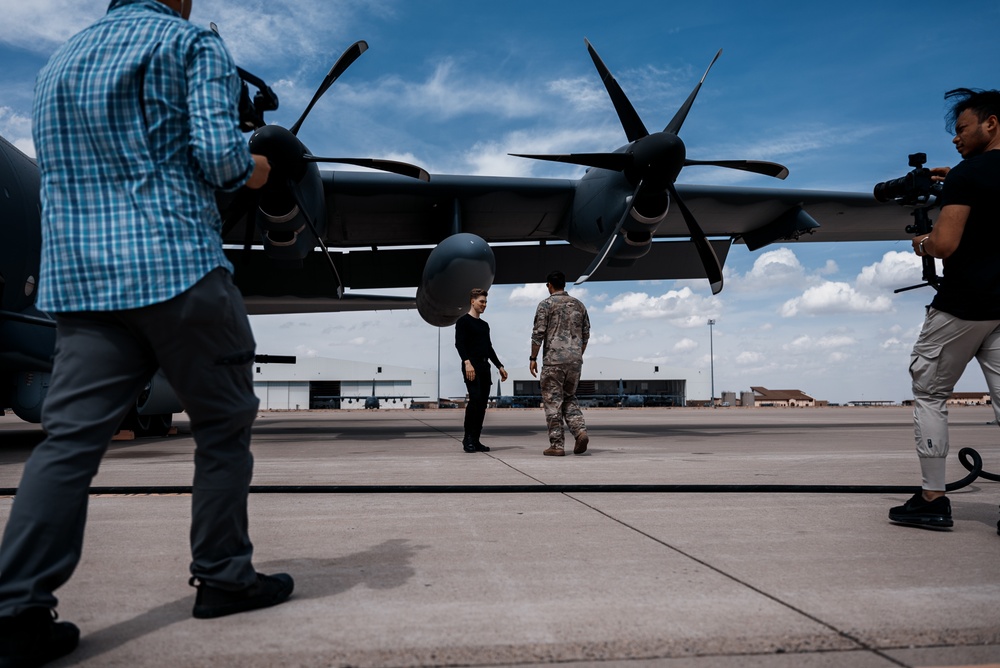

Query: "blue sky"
(2, 0), (999, 403)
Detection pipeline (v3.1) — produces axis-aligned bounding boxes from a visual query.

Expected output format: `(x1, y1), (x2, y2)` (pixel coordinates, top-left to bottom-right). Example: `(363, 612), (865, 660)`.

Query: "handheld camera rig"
(873, 153), (944, 293)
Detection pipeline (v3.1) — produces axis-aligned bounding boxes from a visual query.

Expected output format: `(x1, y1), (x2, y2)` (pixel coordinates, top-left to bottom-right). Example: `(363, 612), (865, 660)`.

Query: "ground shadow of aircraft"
(0, 36), (913, 429)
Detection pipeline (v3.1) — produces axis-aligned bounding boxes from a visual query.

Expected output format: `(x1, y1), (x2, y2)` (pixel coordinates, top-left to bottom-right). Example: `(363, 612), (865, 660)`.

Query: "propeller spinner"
(512, 39), (789, 293)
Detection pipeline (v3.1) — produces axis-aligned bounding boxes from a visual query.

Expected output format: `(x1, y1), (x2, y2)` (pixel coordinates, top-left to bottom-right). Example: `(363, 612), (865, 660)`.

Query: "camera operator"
(889, 88), (1000, 532)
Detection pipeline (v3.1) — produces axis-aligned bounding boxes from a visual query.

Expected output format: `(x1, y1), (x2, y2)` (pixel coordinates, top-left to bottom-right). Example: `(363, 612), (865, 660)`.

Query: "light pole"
(707, 319), (716, 408)
(436, 326), (441, 409)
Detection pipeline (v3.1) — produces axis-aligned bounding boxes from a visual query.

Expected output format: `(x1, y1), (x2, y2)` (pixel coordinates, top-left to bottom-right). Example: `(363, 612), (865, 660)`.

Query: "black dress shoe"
(0, 607), (79, 668)
(474, 442), (490, 452)
(462, 434), (476, 453)
(191, 572), (294, 619)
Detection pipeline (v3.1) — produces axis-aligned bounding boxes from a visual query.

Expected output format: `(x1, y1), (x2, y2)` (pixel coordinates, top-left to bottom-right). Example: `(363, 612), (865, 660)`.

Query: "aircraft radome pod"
(417, 234), (496, 327)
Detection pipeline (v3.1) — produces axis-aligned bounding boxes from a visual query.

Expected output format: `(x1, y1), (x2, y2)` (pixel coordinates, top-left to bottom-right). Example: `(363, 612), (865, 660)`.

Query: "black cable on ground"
(0, 447), (992, 497)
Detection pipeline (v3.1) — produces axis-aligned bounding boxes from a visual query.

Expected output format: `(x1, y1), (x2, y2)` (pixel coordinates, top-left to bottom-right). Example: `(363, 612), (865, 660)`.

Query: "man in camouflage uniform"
(529, 271), (591, 456)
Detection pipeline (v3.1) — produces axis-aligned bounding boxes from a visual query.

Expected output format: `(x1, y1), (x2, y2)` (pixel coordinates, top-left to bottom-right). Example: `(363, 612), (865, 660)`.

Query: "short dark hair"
(546, 271), (566, 290)
(945, 88), (1000, 134)
(470, 288), (488, 300)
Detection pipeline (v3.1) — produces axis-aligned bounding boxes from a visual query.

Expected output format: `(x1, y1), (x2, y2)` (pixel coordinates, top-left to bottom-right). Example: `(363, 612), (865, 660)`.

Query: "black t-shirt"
(930, 149), (1000, 320)
(454, 314), (502, 370)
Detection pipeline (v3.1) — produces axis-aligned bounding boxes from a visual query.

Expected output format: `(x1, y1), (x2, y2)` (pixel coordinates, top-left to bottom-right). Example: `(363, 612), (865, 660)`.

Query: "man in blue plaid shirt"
(0, 1), (293, 664)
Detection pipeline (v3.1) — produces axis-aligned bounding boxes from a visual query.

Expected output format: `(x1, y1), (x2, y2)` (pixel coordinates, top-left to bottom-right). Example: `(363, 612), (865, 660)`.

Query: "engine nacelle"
(417, 233), (496, 327)
(568, 170), (670, 263)
(136, 369), (183, 416)
(254, 163), (325, 263)
(247, 125), (326, 263)
(606, 187), (670, 261)
(8, 368), (182, 424)
(10, 370), (49, 424)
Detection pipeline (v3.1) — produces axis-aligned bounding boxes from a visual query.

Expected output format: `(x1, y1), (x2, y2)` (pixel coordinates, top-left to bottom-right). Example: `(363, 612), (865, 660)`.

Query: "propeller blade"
(288, 178), (345, 298)
(667, 183), (723, 294)
(584, 38), (649, 143)
(509, 151), (632, 172)
(303, 154), (430, 182)
(576, 180), (644, 285)
(664, 49), (721, 135)
(684, 158), (789, 180)
(290, 40), (369, 136)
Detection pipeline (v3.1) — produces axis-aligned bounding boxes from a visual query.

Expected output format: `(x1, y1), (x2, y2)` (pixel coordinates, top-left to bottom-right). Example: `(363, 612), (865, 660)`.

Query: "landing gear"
(117, 408), (173, 438)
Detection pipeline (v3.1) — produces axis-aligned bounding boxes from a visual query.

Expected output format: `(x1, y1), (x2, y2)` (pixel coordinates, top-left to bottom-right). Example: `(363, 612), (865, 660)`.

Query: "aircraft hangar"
(499, 357), (711, 407)
(252, 356), (436, 410)
(252, 355), (711, 410)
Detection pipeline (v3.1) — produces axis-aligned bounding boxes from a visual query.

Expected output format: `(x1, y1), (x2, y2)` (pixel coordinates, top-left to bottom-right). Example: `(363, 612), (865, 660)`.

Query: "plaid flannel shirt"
(32, 0), (253, 312)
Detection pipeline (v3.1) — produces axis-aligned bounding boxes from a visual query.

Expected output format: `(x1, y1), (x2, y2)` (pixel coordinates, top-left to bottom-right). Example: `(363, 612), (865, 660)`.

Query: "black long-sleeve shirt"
(455, 314), (503, 370)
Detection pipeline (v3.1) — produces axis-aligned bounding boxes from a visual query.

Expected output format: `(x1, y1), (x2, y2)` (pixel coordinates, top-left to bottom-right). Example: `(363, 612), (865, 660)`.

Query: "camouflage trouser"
(540, 362), (586, 448)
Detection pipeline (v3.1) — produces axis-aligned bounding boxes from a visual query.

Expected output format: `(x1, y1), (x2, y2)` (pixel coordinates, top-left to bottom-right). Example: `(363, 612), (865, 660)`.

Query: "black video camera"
(872, 153), (941, 205)
(236, 66), (279, 133)
(876, 153), (942, 293)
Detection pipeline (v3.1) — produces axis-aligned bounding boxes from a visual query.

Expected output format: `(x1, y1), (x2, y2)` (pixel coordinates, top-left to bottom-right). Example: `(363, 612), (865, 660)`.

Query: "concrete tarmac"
(0, 406), (999, 668)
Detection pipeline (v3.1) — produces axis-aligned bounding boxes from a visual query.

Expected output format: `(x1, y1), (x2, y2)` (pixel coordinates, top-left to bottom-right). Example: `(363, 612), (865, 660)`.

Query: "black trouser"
(462, 363), (492, 437)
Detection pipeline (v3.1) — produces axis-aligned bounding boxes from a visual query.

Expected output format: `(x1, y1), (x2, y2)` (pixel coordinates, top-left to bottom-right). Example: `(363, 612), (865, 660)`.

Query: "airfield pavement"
(0, 405), (999, 668)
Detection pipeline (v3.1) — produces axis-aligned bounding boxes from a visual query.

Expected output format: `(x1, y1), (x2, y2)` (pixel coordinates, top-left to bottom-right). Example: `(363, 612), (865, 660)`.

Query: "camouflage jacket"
(531, 292), (590, 365)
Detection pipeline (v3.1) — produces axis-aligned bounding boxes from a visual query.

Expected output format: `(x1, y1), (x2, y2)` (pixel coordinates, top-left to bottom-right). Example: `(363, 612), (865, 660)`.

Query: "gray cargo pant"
(0, 268), (260, 616)
(910, 307), (1000, 490)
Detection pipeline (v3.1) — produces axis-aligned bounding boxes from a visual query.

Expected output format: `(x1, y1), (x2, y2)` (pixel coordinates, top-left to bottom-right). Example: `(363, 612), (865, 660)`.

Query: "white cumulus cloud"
(781, 281), (892, 317)
(855, 251), (924, 294)
(673, 338), (698, 352)
(742, 247), (805, 289)
(604, 287), (720, 327)
(508, 283), (549, 304)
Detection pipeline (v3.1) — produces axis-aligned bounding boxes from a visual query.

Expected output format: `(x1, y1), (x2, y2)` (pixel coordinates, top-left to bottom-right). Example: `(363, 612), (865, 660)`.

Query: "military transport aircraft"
(313, 378), (428, 410)
(0, 37), (915, 433)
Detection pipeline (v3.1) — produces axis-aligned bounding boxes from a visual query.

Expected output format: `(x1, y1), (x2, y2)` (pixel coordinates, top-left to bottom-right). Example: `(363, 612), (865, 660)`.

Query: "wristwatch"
(919, 236), (930, 256)
(529, 357), (537, 362)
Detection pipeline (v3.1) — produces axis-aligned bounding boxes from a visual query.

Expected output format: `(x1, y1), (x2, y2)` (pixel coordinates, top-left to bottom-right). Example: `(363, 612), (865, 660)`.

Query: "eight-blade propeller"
(512, 39), (789, 293)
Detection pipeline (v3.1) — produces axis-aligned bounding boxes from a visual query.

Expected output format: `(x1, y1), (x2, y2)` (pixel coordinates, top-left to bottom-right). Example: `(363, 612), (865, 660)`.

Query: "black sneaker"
(0, 607), (79, 668)
(889, 493), (953, 531)
(190, 572), (294, 619)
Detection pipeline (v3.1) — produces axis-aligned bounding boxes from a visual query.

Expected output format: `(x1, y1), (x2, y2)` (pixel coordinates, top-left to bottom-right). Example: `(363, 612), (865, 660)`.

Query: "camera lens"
(873, 174), (913, 202)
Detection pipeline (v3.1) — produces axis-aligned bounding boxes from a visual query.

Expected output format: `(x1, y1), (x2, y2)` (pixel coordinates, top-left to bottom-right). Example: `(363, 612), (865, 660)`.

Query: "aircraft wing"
(316, 173), (912, 247)
(664, 184), (913, 243)
(225, 171), (914, 301)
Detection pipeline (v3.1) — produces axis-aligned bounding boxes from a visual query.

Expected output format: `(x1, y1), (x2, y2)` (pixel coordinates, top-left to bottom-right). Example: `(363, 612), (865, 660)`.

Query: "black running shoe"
(190, 572), (294, 619)
(889, 493), (953, 531)
(0, 607), (79, 668)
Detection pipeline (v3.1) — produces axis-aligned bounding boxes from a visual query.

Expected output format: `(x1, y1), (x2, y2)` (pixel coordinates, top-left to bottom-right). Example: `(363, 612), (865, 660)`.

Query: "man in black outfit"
(455, 288), (507, 452)
(888, 88), (1000, 533)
